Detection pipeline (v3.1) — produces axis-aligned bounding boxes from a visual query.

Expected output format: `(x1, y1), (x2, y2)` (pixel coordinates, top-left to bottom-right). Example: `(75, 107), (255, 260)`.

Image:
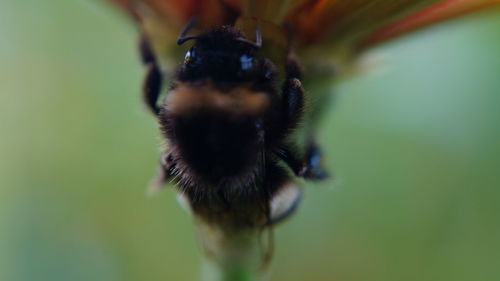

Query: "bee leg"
(139, 34), (156, 65)
(150, 152), (175, 193)
(277, 145), (307, 176)
(281, 54), (305, 126)
(142, 63), (162, 115)
(279, 142), (328, 181)
(280, 74), (329, 180)
(278, 76), (306, 174)
(302, 139), (329, 180)
(139, 35), (163, 115)
(281, 77), (305, 128)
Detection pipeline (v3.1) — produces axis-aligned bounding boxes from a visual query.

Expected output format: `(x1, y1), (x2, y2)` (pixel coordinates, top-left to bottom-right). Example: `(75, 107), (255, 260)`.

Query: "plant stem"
(196, 218), (269, 281)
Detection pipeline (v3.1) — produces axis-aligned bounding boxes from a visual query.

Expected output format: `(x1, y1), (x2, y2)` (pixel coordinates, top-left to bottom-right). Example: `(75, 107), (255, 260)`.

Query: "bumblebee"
(140, 17), (327, 227)
(109, 0), (500, 276)
(113, 0), (500, 228)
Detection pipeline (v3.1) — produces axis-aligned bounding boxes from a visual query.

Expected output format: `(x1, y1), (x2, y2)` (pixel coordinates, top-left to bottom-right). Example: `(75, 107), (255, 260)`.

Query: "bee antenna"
(177, 36), (199, 45)
(177, 17), (199, 45)
(236, 27), (262, 49)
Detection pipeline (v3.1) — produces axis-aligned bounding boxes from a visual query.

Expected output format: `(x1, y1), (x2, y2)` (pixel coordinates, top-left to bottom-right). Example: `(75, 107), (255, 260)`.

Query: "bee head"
(176, 26), (274, 84)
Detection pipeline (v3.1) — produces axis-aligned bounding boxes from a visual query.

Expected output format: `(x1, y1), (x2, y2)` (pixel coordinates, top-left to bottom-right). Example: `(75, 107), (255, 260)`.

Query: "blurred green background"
(1, 1), (500, 281)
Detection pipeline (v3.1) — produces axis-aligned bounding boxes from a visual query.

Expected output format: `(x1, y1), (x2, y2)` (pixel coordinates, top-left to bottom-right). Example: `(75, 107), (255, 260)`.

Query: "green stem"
(202, 261), (259, 281)
(196, 219), (269, 281)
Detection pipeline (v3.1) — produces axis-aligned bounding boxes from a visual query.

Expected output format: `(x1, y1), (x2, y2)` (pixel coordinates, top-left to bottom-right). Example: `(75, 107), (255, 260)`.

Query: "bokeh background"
(1, 1), (500, 281)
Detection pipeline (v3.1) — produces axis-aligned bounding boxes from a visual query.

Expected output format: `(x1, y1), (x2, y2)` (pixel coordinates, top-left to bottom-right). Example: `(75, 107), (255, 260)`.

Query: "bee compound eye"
(240, 54), (253, 70)
(184, 48), (195, 64)
(255, 120), (263, 130)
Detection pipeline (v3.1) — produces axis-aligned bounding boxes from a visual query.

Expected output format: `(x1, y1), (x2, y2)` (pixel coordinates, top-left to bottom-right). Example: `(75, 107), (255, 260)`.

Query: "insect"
(140, 16), (329, 227)
(111, 0), (500, 271)
(112, 0), (500, 224)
